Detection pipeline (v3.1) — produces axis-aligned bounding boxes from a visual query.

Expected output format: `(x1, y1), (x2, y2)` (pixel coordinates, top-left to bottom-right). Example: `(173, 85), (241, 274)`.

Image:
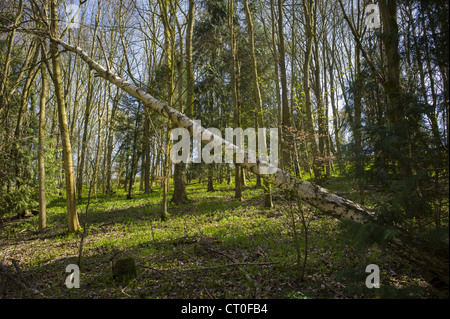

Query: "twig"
(99, 221), (115, 228)
(202, 284), (215, 299)
(139, 261), (278, 272)
(10, 259), (23, 274)
(176, 247), (199, 262)
(187, 261), (279, 271)
(41, 255), (78, 266)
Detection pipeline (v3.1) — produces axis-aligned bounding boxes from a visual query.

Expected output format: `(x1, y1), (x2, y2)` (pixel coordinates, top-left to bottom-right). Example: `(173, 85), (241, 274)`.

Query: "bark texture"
(50, 2), (80, 233)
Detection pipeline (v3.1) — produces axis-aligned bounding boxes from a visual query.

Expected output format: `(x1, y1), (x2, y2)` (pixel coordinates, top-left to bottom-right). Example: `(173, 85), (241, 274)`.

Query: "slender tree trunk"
(50, 0), (80, 233)
(38, 44), (48, 231)
(93, 117), (103, 195)
(277, 0), (292, 170)
(77, 87), (92, 199)
(11, 40), (38, 188)
(127, 109), (140, 200)
(321, 34), (332, 176)
(172, 47), (188, 205)
(150, 138), (159, 188)
(13, 43), (38, 141)
(186, 0), (195, 121)
(161, 129), (169, 221)
(102, 96), (109, 195)
(244, 0), (272, 207)
(207, 165), (215, 192)
(172, 8), (188, 204)
(354, 43), (365, 202)
(105, 91), (119, 195)
(313, 32), (326, 180)
(228, 0), (242, 200)
(268, 0), (282, 162)
(0, 0), (23, 112)
(177, 0), (195, 200)
(415, 14), (443, 150)
(143, 108), (152, 193)
(326, 33), (343, 174)
(77, 7), (101, 200)
(158, 0), (175, 220)
(302, 0), (320, 181)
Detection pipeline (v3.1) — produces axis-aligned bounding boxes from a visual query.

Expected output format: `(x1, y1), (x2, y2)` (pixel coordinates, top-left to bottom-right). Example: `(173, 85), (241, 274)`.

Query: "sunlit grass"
(0, 177), (434, 299)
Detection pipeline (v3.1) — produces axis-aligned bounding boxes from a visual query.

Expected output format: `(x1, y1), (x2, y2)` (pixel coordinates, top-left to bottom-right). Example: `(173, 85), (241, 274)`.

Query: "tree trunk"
(185, 0), (195, 121)
(158, 0), (175, 220)
(143, 109), (152, 193)
(50, 0), (80, 233)
(228, 0), (242, 201)
(313, 32), (326, 180)
(38, 44), (48, 231)
(172, 0), (195, 202)
(76, 7), (101, 200)
(379, 0), (403, 127)
(93, 117), (103, 195)
(277, 0), (291, 170)
(207, 165), (214, 192)
(105, 92), (119, 195)
(161, 132), (169, 221)
(171, 4), (188, 204)
(321, 33), (332, 177)
(244, 0), (272, 208)
(302, 0), (321, 181)
(268, 0), (282, 163)
(326, 29), (343, 174)
(0, 0), (23, 112)
(12, 43), (39, 185)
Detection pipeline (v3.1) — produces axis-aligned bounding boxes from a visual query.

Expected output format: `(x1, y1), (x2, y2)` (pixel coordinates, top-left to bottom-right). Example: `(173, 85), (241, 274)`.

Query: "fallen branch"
(41, 255), (78, 266)
(188, 261), (279, 271)
(139, 261), (278, 273)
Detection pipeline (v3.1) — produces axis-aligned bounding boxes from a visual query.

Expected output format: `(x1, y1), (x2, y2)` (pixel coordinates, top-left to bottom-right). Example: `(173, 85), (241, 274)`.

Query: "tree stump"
(111, 257), (136, 282)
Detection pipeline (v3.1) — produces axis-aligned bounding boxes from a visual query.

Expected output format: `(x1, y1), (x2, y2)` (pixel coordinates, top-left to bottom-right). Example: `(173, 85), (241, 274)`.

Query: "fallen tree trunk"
(44, 36), (448, 291)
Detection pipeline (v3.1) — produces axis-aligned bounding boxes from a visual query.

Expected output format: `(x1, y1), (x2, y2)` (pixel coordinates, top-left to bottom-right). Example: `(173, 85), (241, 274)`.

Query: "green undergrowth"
(0, 179), (435, 299)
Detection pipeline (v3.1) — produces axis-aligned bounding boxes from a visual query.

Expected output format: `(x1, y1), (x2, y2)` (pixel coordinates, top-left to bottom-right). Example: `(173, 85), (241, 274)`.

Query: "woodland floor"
(0, 177), (439, 299)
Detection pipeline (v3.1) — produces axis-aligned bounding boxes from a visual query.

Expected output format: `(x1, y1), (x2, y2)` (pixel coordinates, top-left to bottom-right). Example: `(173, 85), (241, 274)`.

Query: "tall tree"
(49, 0), (80, 232)
(228, 0), (242, 200)
(277, 0), (292, 170)
(158, 0), (176, 220)
(243, 0), (272, 207)
(0, 0), (23, 114)
(302, 0), (320, 180)
(171, 0), (189, 204)
(76, 1), (101, 200)
(38, 44), (48, 231)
